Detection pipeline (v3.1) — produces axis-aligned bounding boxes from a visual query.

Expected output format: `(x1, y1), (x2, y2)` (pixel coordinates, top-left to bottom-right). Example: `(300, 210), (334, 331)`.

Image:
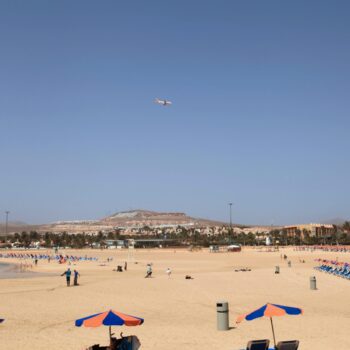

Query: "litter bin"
(275, 266), (280, 274)
(216, 301), (229, 330)
(310, 276), (317, 290)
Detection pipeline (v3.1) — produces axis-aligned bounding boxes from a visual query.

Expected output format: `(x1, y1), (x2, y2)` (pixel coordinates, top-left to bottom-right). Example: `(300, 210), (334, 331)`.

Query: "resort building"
(284, 223), (335, 239)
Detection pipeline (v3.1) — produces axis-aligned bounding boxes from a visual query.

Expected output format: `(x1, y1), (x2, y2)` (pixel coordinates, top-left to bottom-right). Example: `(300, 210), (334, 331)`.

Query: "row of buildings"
(110, 223), (336, 239)
(283, 223), (335, 238)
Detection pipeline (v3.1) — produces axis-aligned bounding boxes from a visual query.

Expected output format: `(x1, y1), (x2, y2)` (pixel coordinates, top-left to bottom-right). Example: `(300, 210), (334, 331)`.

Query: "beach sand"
(0, 247), (349, 349)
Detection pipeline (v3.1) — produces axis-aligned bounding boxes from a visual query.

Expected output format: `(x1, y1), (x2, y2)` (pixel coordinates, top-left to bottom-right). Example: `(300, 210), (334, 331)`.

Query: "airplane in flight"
(154, 98), (172, 106)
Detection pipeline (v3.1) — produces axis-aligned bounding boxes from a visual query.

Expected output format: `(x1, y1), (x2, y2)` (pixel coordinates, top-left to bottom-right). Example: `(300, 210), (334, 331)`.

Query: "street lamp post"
(228, 203), (233, 236)
(5, 211), (10, 236)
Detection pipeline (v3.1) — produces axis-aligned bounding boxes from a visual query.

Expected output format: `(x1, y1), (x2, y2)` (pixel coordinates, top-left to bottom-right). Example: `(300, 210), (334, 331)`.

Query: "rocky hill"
(25, 210), (227, 234)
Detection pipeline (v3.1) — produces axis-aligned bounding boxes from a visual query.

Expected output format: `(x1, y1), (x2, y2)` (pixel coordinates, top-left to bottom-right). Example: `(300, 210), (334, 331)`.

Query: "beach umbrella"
(236, 303), (302, 347)
(75, 309), (143, 342)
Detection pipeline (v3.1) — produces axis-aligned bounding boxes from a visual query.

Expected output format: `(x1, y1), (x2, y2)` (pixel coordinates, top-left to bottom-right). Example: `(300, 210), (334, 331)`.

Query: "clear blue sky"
(1, 1), (349, 225)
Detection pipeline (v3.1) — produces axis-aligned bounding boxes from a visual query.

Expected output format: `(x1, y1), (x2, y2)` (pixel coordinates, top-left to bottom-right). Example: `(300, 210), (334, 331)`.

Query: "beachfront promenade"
(0, 247), (349, 349)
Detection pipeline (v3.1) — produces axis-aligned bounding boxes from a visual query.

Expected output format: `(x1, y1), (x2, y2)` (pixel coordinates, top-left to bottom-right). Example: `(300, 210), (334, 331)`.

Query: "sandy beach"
(0, 247), (349, 349)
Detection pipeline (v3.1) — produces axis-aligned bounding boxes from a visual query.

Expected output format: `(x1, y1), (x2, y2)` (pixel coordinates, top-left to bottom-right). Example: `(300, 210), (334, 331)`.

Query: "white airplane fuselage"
(155, 98), (172, 106)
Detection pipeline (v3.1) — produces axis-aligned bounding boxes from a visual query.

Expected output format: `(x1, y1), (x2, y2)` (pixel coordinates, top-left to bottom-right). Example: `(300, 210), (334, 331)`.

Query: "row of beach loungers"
(0, 252), (98, 262)
(86, 339), (300, 350)
(243, 339), (299, 350)
(314, 259), (350, 279)
(296, 245), (350, 253)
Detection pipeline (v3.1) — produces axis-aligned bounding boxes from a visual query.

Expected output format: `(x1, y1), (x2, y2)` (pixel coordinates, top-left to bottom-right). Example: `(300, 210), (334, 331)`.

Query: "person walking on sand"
(166, 267), (172, 278)
(124, 261), (127, 271)
(145, 264), (152, 278)
(61, 268), (72, 287)
(73, 269), (80, 286)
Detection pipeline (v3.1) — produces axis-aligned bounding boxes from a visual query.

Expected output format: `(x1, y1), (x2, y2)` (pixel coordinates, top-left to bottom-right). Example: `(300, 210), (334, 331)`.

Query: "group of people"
(61, 268), (80, 287)
(145, 263), (172, 278)
(61, 261), (172, 286)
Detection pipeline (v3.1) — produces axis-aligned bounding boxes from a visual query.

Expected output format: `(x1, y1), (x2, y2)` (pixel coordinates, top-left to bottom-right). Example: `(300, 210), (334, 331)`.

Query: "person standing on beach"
(124, 261), (127, 271)
(73, 269), (80, 286)
(61, 268), (72, 287)
(145, 264), (152, 278)
(166, 267), (172, 278)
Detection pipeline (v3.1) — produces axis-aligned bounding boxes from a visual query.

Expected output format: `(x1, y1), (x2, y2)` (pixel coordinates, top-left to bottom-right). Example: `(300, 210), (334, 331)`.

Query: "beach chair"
(275, 340), (299, 350)
(115, 335), (141, 350)
(86, 345), (100, 350)
(245, 339), (270, 350)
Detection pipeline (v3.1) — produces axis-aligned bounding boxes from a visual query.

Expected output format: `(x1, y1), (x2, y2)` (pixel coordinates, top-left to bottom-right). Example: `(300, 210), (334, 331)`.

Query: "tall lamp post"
(228, 203), (233, 236)
(5, 211), (10, 236)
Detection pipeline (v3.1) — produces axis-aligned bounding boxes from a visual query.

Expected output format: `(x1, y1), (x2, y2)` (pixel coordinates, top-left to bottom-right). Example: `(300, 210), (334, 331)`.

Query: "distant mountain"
(101, 209), (225, 227)
(0, 221), (28, 226)
(321, 218), (348, 225)
(0, 221), (39, 235)
(30, 209), (228, 234)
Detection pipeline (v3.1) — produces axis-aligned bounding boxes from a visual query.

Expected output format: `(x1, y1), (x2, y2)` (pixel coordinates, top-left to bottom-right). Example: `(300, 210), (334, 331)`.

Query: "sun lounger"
(275, 340), (299, 350)
(112, 335), (140, 350)
(245, 339), (270, 350)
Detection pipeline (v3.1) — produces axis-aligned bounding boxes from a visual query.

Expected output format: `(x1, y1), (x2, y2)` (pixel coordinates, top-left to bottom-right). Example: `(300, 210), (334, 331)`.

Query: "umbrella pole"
(109, 326), (112, 340)
(270, 317), (276, 348)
